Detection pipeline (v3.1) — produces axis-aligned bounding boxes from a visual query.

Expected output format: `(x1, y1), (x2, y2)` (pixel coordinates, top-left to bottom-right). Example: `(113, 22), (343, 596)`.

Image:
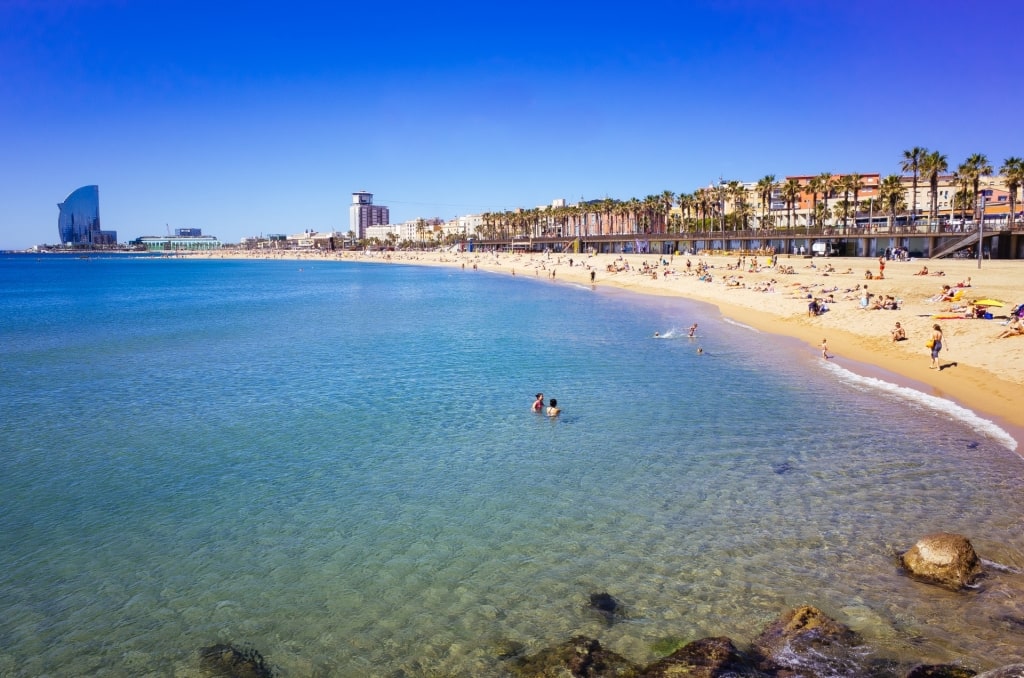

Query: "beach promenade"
(191, 248), (1024, 442)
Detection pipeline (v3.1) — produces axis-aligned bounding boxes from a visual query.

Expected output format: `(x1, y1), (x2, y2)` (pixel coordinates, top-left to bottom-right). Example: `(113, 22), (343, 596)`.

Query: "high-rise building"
(57, 185), (117, 246)
(349, 191), (389, 240)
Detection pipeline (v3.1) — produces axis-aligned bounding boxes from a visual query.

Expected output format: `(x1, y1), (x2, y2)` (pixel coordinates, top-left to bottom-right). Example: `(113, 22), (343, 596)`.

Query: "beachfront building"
(132, 228), (222, 251)
(364, 217), (451, 246)
(284, 229), (348, 250)
(779, 174), (881, 230)
(349, 191), (389, 240)
(57, 185), (117, 246)
(241, 234), (288, 249)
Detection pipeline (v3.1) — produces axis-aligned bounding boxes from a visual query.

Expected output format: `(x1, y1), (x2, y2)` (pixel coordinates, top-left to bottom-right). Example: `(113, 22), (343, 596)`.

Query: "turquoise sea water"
(2, 253), (1024, 677)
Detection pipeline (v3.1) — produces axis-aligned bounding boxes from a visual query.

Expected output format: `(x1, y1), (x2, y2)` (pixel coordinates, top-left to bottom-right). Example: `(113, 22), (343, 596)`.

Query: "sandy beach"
(188, 248), (1024, 444)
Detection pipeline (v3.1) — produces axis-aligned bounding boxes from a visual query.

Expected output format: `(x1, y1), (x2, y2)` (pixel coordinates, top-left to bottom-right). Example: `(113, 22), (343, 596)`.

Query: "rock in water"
(750, 605), (864, 676)
(900, 533), (983, 591)
(974, 665), (1024, 678)
(905, 664), (978, 677)
(589, 592), (622, 623)
(198, 644), (274, 678)
(508, 635), (640, 677)
(639, 636), (751, 677)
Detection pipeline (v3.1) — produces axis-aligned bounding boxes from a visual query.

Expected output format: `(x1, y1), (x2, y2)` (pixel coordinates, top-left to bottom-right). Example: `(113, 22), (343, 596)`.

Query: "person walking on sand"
(878, 256), (885, 279)
(929, 324), (944, 369)
(821, 338), (831, 359)
(532, 393), (545, 412)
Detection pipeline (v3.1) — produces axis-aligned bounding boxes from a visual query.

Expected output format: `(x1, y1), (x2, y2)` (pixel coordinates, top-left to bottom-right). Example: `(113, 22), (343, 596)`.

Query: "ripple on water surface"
(0, 255), (1022, 676)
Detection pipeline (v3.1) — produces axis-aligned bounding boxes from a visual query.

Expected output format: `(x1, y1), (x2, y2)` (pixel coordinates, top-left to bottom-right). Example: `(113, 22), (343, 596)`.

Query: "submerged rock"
(750, 605), (864, 677)
(905, 664), (978, 677)
(900, 533), (983, 591)
(639, 636), (751, 677)
(974, 665), (1024, 678)
(589, 592), (623, 623)
(198, 643), (274, 678)
(508, 635), (640, 677)
(492, 638), (527, 660)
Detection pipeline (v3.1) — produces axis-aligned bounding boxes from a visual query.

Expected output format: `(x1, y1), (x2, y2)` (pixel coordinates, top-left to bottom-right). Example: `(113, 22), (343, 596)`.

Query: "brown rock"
(508, 635), (640, 677)
(198, 643), (274, 678)
(901, 533), (983, 591)
(639, 636), (750, 677)
(973, 665), (1024, 678)
(750, 605), (863, 676)
(905, 664), (978, 677)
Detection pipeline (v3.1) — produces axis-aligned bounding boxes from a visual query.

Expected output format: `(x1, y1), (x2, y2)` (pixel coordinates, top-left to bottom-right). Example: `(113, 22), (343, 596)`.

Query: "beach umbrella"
(973, 299), (1005, 307)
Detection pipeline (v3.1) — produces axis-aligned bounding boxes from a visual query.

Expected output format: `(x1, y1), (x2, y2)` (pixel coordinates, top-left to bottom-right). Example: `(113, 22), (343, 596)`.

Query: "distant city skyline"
(3, 1), (1023, 250)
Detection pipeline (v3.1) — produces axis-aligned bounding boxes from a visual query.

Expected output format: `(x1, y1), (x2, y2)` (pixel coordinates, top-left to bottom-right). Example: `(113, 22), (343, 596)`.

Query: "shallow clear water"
(2, 254), (1024, 677)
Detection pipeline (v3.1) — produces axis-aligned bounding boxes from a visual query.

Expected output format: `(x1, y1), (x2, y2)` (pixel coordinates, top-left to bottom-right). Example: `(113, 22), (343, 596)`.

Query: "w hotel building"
(57, 185), (117, 246)
(349, 191), (389, 240)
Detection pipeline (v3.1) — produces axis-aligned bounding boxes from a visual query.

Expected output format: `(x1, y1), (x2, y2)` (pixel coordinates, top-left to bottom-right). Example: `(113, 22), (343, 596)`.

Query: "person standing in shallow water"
(546, 398), (561, 417)
(929, 324), (944, 369)
(532, 393), (544, 412)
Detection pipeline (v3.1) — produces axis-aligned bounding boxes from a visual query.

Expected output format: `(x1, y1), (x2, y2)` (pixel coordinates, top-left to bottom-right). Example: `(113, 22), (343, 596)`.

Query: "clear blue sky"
(2, 0), (1022, 249)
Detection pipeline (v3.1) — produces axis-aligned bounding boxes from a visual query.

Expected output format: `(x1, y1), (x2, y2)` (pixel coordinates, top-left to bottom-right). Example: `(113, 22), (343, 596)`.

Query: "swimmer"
(546, 398), (561, 417)
(688, 323), (698, 337)
(532, 393), (544, 412)
(696, 347), (703, 355)
(653, 332), (660, 338)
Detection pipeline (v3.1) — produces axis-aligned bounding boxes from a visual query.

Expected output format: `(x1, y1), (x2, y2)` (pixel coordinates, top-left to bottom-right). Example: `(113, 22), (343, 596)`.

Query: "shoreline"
(185, 248), (1024, 449)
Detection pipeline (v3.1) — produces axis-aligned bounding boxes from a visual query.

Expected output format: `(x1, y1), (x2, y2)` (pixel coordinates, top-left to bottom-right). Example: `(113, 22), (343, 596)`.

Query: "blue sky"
(2, 0), (1022, 249)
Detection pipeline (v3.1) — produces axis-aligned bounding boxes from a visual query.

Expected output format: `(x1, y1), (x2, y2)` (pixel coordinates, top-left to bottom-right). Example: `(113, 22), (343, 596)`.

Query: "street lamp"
(976, 191), (986, 270)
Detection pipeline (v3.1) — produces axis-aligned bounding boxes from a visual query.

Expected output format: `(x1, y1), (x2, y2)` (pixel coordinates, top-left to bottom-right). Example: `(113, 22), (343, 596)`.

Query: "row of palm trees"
(467, 150), (1023, 243)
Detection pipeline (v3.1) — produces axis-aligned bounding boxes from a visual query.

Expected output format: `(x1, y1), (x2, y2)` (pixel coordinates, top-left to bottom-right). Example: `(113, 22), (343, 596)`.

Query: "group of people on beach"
(532, 393), (560, 417)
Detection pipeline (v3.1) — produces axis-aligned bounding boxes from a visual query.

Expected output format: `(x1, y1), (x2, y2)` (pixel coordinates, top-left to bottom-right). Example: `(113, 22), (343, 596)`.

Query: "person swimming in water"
(688, 323), (698, 337)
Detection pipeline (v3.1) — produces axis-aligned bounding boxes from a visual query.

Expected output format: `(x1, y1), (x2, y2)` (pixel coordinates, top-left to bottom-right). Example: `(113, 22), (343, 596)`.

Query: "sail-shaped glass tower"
(57, 185), (116, 245)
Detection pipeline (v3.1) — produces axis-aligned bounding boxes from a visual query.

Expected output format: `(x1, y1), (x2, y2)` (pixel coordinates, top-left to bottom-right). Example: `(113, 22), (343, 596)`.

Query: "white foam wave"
(722, 317), (759, 332)
(822, 361), (1018, 452)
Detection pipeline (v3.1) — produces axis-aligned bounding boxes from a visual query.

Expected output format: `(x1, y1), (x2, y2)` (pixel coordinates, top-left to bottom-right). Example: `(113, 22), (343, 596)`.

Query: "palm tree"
(807, 176), (821, 228)
(725, 180), (745, 230)
(818, 172), (834, 228)
(415, 218), (428, 248)
(659, 190), (676, 234)
(900, 146), (928, 223)
(756, 175), (777, 230)
(999, 157), (1024, 228)
(919, 151), (948, 226)
(812, 202), (832, 229)
(781, 178), (802, 231)
(833, 199), (853, 228)
(836, 174), (861, 229)
(959, 153), (993, 221)
(879, 174), (906, 229)
(677, 192), (695, 232)
(697, 188), (711, 233)
(712, 182), (728, 235)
